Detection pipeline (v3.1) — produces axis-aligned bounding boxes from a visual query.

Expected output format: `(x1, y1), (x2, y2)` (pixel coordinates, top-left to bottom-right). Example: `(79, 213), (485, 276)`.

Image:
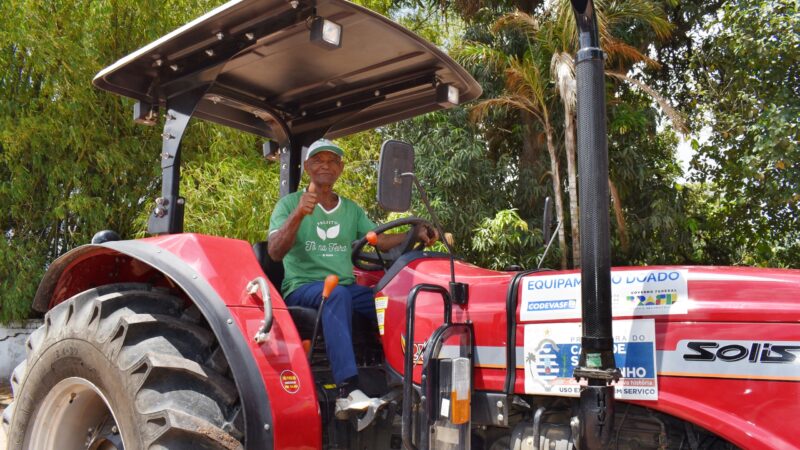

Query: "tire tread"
(3, 283), (243, 449)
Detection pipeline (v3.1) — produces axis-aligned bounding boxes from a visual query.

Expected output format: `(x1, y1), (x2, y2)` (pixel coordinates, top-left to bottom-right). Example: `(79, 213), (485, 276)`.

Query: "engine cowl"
(376, 258), (800, 449)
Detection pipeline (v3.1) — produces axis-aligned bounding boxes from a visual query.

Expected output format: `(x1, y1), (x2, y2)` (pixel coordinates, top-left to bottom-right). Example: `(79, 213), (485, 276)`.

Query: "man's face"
(304, 151), (344, 187)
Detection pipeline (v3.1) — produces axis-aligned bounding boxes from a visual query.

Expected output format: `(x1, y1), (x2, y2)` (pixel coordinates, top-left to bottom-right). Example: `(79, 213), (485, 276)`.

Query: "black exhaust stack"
(569, 1), (620, 449)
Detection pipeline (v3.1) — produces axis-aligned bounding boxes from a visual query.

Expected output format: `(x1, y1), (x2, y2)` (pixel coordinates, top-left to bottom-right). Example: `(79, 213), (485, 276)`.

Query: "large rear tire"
(1, 283), (243, 450)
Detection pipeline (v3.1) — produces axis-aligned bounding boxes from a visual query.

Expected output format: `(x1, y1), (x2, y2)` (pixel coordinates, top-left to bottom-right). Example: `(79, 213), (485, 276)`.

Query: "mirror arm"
(397, 173), (453, 255)
(537, 220), (562, 269)
(397, 173), (468, 304)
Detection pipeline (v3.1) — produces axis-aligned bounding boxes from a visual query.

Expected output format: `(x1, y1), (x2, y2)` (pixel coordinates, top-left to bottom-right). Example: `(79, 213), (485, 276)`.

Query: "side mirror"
(377, 140), (414, 212)
(542, 196), (553, 245)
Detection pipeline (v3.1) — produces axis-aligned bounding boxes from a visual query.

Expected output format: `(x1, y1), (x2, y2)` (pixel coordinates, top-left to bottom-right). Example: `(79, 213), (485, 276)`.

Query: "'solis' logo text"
(683, 341), (800, 363)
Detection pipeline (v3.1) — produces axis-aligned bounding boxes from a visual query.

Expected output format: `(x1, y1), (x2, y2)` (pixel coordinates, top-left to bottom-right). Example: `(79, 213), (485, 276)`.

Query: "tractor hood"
(93, 0), (481, 143)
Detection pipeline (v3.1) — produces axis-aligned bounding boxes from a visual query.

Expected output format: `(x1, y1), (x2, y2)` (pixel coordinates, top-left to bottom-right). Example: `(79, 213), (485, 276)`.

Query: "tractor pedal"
(335, 389), (381, 420)
(355, 389), (401, 431)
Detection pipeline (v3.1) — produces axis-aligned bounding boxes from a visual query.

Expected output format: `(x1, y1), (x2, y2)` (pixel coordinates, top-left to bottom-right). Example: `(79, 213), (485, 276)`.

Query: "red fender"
(33, 233), (320, 450)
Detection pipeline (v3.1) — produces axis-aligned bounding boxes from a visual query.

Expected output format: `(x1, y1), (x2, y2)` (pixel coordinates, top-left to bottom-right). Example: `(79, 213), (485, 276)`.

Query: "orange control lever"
(366, 231), (378, 246)
(309, 274), (339, 360)
(322, 274), (339, 300)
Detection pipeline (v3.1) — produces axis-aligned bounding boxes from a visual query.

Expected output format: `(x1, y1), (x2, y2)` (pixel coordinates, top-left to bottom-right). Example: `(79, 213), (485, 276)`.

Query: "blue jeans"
(286, 282), (376, 385)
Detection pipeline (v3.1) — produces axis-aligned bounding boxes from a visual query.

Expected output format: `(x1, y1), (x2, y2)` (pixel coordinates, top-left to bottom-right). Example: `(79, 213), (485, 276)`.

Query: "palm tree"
(482, 10), (582, 268)
(495, 2), (685, 265)
(549, 50), (581, 266)
(462, 38), (570, 269)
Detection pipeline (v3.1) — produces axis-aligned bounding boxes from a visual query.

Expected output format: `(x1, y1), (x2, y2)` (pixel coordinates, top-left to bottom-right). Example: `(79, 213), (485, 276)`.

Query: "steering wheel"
(351, 217), (436, 271)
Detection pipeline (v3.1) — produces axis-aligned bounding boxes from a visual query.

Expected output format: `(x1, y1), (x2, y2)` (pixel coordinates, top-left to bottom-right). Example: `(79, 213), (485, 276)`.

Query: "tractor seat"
(251, 241), (378, 341)
(287, 307), (318, 339)
(252, 241), (315, 338)
(253, 241), (284, 290)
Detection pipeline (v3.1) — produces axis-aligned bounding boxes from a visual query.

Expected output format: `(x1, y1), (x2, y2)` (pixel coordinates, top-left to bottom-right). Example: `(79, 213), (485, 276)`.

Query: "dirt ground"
(0, 382), (9, 449)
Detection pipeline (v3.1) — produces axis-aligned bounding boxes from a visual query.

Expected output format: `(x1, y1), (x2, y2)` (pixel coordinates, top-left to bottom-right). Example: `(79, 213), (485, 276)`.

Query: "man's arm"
(374, 225), (438, 251)
(268, 192), (318, 261)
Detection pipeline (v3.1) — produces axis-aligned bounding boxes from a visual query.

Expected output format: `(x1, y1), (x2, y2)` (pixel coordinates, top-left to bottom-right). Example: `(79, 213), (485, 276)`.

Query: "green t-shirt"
(269, 191), (376, 297)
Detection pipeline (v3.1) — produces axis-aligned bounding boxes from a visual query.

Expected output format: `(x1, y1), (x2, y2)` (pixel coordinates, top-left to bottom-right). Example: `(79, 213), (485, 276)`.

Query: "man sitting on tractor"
(268, 138), (438, 417)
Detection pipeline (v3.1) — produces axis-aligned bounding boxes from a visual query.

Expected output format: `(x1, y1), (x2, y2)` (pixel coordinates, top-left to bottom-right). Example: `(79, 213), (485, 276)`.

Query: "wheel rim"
(26, 377), (125, 450)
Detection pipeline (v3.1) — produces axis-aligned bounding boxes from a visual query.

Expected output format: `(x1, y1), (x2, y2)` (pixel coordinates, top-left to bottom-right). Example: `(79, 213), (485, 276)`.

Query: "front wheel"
(2, 283), (243, 450)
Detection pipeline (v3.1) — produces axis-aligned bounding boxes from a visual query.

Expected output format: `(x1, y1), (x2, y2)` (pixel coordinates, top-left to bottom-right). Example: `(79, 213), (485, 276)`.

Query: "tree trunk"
(608, 178), (628, 253)
(520, 112), (543, 215)
(545, 123), (568, 270)
(564, 110), (580, 268)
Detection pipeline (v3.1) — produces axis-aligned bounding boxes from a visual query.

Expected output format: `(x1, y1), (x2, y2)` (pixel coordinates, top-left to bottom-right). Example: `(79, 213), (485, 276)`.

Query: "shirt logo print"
(316, 224), (340, 241)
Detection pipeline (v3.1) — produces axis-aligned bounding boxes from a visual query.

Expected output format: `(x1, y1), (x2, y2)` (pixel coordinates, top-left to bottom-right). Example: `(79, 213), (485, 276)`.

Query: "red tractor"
(3, 0), (799, 449)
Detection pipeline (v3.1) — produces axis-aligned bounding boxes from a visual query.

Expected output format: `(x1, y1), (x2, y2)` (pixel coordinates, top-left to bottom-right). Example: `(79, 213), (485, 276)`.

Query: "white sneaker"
(335, 389), (382, 419)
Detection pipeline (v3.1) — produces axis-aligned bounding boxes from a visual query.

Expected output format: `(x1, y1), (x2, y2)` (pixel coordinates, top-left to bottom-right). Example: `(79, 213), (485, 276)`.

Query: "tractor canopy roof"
(93, 0), (481, 144)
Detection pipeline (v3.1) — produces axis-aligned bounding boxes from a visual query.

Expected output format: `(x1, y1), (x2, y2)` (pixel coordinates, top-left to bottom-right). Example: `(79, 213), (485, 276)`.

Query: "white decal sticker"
(520, 269), (688, 322)
(523, 319), (658, 401)
(659, 340), (800, 381)
(375, 296), (388, 336)
(440, 398), (450, 418)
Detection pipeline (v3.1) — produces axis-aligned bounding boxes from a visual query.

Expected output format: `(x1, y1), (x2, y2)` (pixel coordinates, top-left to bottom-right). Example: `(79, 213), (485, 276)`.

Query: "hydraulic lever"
(308, 274), (339, 362)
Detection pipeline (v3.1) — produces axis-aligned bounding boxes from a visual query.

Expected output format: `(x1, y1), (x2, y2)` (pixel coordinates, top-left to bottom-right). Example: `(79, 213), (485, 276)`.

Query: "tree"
(0, 0), (401, 324)
(467, 38), (570, 269)
(464, 1), (679, 268)
(687, 0), (799, 266)
(605, 88), (692, 264)
(540, 1), (678, 266)
(386, 109), (540, 267)
(0, 0), (207, 322)
(472, 208), (543, 270)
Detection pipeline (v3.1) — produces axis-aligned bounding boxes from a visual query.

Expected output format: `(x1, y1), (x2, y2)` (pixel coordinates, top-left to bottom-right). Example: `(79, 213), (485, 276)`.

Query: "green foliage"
(132, 126), (283, 242)
(607, 88), (693, 265)
(451, 0), (688, 270)
(688, 0), (799, 266)
(0, 0), (398, 324)
(0, 0), (220, 322)
(0, 238), (46, 323)
(385, 109), (545, 266)
(471, 209), (544, 269)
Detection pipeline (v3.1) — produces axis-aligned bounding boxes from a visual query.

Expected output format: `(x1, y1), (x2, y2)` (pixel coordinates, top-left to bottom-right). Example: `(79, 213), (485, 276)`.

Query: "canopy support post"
(147, 86), (209, 235)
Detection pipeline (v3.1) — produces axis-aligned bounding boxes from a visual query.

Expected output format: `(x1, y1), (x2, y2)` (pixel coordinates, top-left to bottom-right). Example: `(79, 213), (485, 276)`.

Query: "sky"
(675, 125), (712, 182)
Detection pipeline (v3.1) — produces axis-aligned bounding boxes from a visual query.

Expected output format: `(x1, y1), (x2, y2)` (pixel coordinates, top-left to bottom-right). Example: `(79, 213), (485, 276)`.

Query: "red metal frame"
(44, 233), (800, 449)
(378, 258), (800, 449)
